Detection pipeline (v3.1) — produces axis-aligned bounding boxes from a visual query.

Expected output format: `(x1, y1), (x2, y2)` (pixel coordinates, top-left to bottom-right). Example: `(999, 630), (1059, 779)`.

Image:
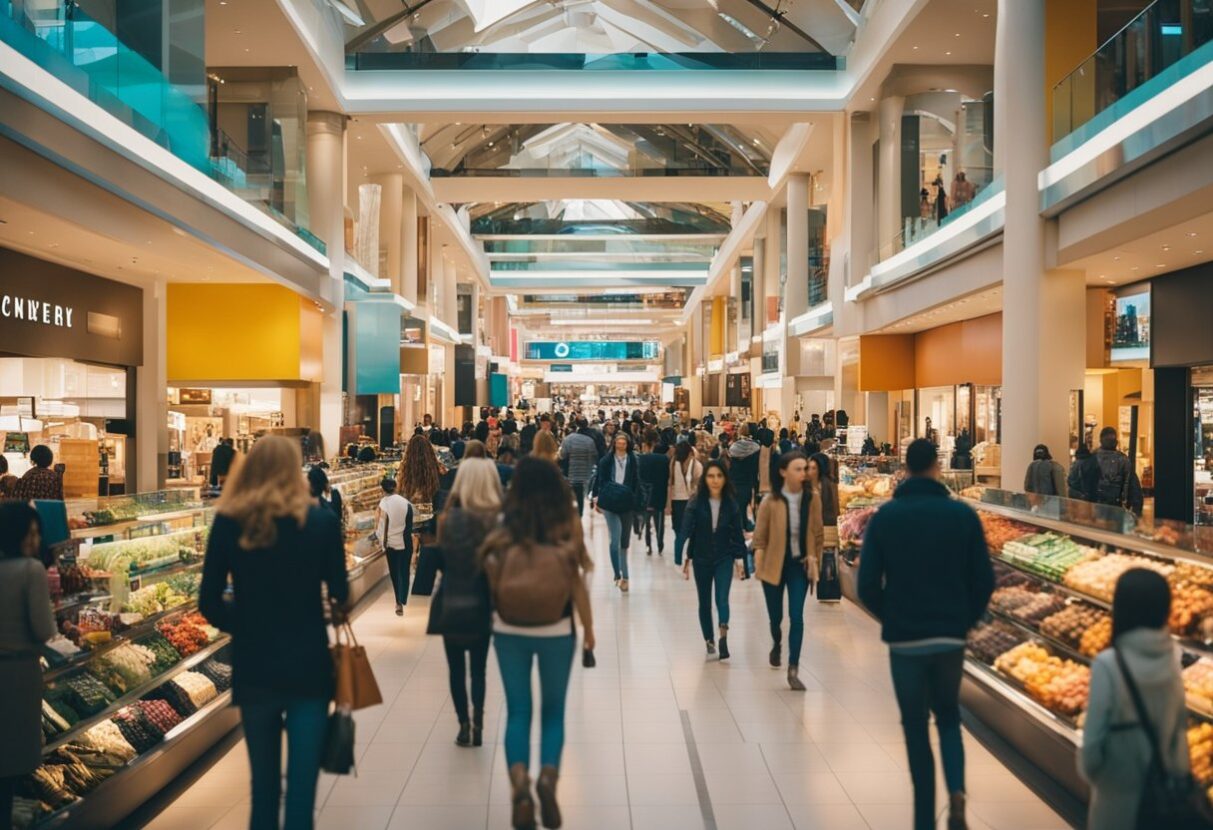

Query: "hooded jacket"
(857, 477), (993, 644)
(1080, 628), (1188, 830)
(726, 437), (761, 489)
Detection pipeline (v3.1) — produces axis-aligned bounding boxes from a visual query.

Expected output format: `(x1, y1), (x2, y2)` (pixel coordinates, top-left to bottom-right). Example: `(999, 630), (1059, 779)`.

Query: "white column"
(135, 279), (167, 491)
(785, 174), (810, 322)
(751, 230), (765, 337)
(401, 188), (418, 305)
(996, 0), (1085, 486)
(372, 173), (403, 291)
(848, 112), (875, 294)
(877, 95), (904, 258)
(307, 111), (347, 458)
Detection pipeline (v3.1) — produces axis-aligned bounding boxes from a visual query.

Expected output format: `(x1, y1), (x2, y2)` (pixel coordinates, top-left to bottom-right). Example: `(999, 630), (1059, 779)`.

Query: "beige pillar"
(848, 113), (875, 297)
(877, 95), (904, 258)
(135, 279), (167, 491)
(371, 173), (403, 291)
(401, 189), (418, 304)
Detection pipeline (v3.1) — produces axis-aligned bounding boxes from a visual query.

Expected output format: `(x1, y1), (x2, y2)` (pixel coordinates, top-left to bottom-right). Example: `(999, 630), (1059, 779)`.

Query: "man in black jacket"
(636, 431), (671, 556)
(857, 439), (993, 830)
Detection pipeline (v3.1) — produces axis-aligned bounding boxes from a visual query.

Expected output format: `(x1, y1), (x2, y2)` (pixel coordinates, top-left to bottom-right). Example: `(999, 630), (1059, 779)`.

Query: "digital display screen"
(1111, 289), (1150, 363)
(524, 341), (660, 361)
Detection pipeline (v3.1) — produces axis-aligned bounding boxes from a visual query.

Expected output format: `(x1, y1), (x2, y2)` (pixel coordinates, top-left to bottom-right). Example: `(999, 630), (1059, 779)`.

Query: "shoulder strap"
(1114, 647), (1171, 775)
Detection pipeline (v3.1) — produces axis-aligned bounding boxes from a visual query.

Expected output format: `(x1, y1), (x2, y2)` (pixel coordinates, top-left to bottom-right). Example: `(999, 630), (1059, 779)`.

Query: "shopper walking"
(727, 424), (761, 534)
(668, 441), (703, 566)
(532, 429), (560, 463)
(12, 444), (62, 501)
(307, 466), (344, 525)
(211, 437), (237, 488)
(1079, 568), (1191, 830)
(198, 436), (349, 830)
(0, 502), (57, 830)
(1068, 444), (1100, 502)
(559, 418), (598, 515)
(678, 460), (746, 659)
(400, 432), (441, 541)
(377, 477), (415, 616)
(591, 433), (640, 592)
(1094, 427), (1144, 514)
(638, 430), (671, 557)
(1023, 444), (1067, 497)
(0, 456), (16, 498)
(482, 457), (595, 830)
(753, 451), (814, 690)
(857, 439), (994, 830)
(429, 458), (501, 749)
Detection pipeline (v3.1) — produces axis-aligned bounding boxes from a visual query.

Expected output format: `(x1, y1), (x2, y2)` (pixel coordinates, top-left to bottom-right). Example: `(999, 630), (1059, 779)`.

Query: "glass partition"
(1052, 0), (1213, 146)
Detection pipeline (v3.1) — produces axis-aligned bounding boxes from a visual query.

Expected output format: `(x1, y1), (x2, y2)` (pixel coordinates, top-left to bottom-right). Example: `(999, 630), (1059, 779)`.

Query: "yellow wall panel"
(709, 297), (725, 357)
(1046, 0), (1098, 141)
(167, 284), (310, 382)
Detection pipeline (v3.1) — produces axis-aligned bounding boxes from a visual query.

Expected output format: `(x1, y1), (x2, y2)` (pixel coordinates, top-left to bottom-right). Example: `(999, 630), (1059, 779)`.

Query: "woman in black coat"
(427, 459), (502, 748)
(678, 460), (747, 660)
(591, 433), (641, 592)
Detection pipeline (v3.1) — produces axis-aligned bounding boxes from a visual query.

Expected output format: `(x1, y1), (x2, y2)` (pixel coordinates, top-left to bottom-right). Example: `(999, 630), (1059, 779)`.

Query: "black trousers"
(571, 481), (587, 515)
(443, 635), (491, 724)
(642, 508), (666, 552)
(385, 547), (412, 606)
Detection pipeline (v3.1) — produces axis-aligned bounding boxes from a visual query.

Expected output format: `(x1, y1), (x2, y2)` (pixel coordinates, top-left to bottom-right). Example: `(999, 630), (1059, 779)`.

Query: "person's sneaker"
(395, 604), (404, 616)
(718, 635), (730, 660)
(947, 791), (968, 830)
(787, 666), (806, 691)
(620, 579), (629, 593)
(646, 547), (653, 557)
(705, 640), (716, 656)
(769, 644), (781, 668)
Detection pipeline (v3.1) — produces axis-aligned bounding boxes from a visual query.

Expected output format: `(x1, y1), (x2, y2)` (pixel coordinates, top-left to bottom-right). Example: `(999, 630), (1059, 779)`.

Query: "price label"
(129, 576), (141, 592)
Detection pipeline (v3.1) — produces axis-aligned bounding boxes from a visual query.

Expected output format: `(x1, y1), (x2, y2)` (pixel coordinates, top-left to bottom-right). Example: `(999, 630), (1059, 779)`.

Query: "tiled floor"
(142, 513), (1073, 830)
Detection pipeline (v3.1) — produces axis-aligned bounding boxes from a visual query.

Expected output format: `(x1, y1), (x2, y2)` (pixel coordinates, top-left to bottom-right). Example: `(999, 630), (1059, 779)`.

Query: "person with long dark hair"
(306, 466), (344, 526)
(1080, 569), (1190, 830)
(668, 441), (703, 566)
(0, 503), (56, 830)
(482, 457), (594, 830)
(678, 460), (746, 660)
(429, 459), (501, 749)
(591, 432), (640, 593)
(198, 436), (348, 830)
(753, 451), (815, 690)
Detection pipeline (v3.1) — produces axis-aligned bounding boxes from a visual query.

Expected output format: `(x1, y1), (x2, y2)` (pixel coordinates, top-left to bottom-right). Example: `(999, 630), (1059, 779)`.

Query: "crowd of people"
(0, 403), (1195, 830)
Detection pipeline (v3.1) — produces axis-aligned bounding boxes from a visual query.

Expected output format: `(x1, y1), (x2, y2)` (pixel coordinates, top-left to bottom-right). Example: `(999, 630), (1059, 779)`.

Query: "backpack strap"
(1114, 646), (1172, 775)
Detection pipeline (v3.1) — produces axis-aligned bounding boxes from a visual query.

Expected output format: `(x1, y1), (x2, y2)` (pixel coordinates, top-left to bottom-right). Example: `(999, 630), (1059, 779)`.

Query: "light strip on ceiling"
(548, 318), (655, 326)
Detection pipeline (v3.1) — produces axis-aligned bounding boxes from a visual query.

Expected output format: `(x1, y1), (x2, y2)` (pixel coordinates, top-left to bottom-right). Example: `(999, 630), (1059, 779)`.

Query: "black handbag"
(816, 547), (842, 602)
(320, 710), (356, 775)
(412, 546), (440, 596)
(598, 480), (635, 514)
(1115, 648), (1213, 830)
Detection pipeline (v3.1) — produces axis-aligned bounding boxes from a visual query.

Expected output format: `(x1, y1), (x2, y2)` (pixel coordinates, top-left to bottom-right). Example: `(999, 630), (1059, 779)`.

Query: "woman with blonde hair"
(428, 458), (502, 748)
(532, 429), (559, 462)
(199, 436), (348, 830)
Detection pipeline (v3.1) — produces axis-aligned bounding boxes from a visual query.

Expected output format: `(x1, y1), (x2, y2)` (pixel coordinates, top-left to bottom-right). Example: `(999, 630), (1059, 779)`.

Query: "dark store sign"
(0, 247), (143, 366)
(726, 372), (752, 407)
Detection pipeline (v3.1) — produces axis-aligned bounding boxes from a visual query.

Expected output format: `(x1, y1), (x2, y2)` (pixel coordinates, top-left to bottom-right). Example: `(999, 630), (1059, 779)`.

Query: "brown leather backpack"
(487, 542), (577, 626)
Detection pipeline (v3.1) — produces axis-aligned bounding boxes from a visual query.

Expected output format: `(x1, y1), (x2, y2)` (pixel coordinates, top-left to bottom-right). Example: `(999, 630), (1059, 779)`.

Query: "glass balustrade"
(348, 52), (840, 71)
(872, 176), (1004, 267)
(1052, 0), (1213, 149)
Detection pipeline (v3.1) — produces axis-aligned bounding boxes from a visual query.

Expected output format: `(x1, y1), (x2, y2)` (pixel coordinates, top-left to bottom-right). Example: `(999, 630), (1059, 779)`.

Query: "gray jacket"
(560, 432), (599, 484)
(0, 557), (57, 776)
(1079, 628), (1189, 830)
(1024, 459), (1067, 497)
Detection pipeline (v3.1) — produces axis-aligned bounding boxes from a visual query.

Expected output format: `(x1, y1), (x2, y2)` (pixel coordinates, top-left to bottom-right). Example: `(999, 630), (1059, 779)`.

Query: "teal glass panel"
(489, 374), (508, 407)
(351, 301), (402, 395)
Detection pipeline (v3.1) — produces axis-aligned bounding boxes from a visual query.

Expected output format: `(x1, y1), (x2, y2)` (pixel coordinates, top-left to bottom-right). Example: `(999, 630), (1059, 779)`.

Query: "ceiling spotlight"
(1188, 231), (1199, 237)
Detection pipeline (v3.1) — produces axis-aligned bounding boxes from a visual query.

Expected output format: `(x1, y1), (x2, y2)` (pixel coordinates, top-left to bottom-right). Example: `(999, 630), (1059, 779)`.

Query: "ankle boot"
(455, 721), (472, 747)
(472, 708), (484, 747)
(535, 765), (562, 829)
(508, 763), (536, 830)
(718, 626), (730, 660)
(787, 665), (806, 692)
(769, 642), (782, 668)
(947, 791), (968, 830)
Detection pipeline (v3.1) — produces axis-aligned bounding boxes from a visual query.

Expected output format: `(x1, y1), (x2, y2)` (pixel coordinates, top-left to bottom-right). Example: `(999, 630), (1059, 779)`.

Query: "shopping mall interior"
(5, 0), (1213, 828)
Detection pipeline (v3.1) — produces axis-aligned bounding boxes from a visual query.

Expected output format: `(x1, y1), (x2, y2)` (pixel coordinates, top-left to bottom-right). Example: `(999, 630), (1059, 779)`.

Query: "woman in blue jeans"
(590, 432), (640, 593)
(199, 437), (349, 830)
(677, 460), (747, 660)
(753, 451), (815, 691)
(483, 457), (595, 830)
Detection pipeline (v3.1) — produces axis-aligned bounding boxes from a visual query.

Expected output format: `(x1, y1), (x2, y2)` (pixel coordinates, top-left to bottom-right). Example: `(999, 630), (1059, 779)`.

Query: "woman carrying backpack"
(428, 459), (502, 749)
(677, 460), (746, 660)
(590, 432), (640, 593)
(482, 457), (595, 830)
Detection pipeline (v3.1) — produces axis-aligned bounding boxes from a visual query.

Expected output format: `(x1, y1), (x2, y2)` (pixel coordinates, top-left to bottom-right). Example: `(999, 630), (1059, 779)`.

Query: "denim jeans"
(761, 557), (810, 664)
(385, 547), (411, 606)
(889, 648), (966, 830)
(670, 500), (688, 565)
(692, 557), (734, 641)
(443, 635), (490, 724)
(494, 632), (576, 769)
(241, 697), (329, 830)
(604, 510), (632, 580)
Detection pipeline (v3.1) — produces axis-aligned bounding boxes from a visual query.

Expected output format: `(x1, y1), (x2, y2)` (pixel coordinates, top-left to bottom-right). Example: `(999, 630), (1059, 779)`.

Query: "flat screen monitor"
(1111, 288), (1151, 363)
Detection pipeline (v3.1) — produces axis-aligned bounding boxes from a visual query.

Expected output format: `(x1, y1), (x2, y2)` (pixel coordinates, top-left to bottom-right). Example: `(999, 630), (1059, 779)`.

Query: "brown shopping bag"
(331, 622), (382, 711)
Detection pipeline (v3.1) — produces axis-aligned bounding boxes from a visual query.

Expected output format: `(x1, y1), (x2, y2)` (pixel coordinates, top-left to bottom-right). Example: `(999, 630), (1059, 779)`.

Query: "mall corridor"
(137, 515), (1066, 830)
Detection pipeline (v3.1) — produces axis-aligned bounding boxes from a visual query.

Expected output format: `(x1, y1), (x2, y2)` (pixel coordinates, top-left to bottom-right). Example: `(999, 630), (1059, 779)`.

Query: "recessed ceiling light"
(945, 51), (952, 56)
(1131, 266), (1139, 271)
(1196, 249), (1205, 254)
(244, 48), (250, 52)
(955, 33), (961, 37)
(1156, 263), (1166, 268)
(1188, 232), (1199, 237)
(912, 45), (919, 50)
(234, 29), (241, 33)
(1112, 255), (1120, 261)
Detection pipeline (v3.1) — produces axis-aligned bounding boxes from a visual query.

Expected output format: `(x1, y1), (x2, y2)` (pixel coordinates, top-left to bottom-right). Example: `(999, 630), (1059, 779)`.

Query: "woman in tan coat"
(752, 450), (836, 690)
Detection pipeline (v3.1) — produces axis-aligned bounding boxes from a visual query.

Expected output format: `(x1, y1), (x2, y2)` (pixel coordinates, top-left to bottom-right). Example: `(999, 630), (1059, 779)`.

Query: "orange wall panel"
(916, 313), (1002, 388)
(858, 335), (916, 391)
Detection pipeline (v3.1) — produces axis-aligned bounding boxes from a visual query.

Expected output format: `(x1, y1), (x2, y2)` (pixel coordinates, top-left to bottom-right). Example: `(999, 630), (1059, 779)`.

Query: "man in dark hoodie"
(727, 424), (761, 534)
(858, 439), (993, 830)
(1093, 426), (1144, 514)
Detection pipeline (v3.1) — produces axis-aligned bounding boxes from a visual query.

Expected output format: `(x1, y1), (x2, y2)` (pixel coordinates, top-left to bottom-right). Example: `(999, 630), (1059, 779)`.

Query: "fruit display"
(1001, 533), (1099, 581)
(1079, 617), (1112, 657)
(990, 586), (1039, 615)
(837, 473), (896, 509)
(979, 513), (1034, 551)
(1009, 593), (1068, 626)
(967, 621), (1027, 664)
(1039, 604), (1109, 650)
(1169, 583), (1213, 637)
(1062, 553), (1175, 602)
(88, 527), (205, 574)
(1184, 659), (1213, 716)
(960, 485), (987, 501)
(993, 642), (1089, 717)
(1174, 561), (1213, 590)
(121, 581), (193, 616)
(1190, 723), (1213, 786)
(156, 614), (211, 657)
(839, 506), (878, 550)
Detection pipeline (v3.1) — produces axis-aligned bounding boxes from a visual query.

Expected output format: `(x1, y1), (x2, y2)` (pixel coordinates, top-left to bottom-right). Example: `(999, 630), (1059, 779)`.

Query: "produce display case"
(18, 490), (235, 830)
(839, 487), (1213, 821)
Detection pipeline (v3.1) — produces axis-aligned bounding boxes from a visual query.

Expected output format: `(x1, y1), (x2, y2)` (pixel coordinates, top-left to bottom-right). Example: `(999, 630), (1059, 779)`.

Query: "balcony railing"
(1052, 0), (1213, 148)
(872, 177), (1004, 267)
(347, 52), (841, 72)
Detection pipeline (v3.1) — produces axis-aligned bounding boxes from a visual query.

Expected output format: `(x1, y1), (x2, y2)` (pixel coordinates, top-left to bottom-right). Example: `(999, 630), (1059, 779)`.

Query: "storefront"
(165, 283), (324, 484)
(856, 313), (1002, 484)
(0, 247), (144, 494)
